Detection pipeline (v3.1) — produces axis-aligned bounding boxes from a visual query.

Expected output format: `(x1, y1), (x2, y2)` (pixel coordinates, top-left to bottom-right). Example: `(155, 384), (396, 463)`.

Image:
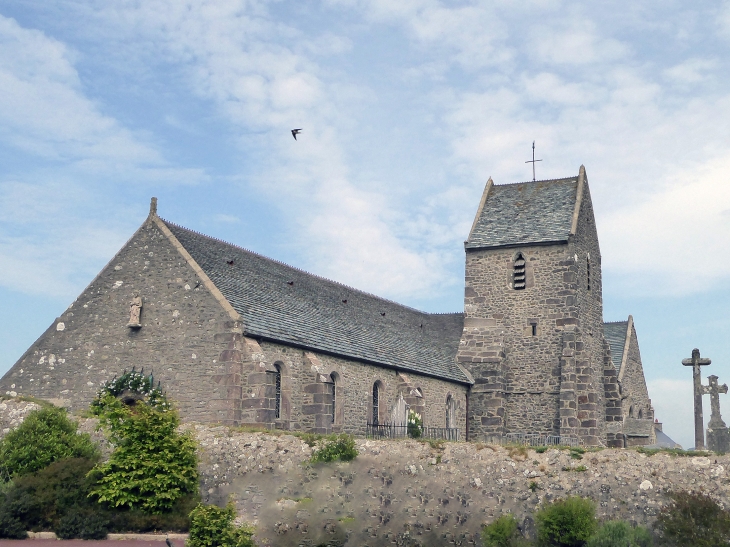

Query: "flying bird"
(291, 128), (302, 140)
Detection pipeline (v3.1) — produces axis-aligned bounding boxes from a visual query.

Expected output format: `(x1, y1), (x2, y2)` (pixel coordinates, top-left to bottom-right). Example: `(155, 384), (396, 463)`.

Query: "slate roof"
(163, 220), (470, 384)
(466, 177), (579, 249)
(604, 321), (629, 371)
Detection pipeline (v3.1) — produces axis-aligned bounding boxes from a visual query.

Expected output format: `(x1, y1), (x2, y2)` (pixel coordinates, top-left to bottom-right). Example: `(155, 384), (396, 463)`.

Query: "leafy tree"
(654, 491), (730, 547)
(188, 502), (255, 547)
(0, 406), (98, 482)
(89, 394), (198, 513)
(535, 496), (597, 547)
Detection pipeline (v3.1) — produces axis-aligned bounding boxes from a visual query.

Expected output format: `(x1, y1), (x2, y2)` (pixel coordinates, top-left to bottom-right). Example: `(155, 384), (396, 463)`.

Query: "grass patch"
(634, 446), (710, 457)
(310, 434), (358, 463)
(506, 445), (528, 461)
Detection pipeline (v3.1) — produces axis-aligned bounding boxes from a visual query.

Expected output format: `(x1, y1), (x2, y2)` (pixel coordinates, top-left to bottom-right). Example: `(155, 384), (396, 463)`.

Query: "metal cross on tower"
(682, 348), (712, 450)
(525, 141), (542, 181)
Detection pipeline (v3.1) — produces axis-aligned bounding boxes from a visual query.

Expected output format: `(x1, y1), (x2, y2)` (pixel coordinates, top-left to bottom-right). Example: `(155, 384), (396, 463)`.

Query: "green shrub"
(587, 521), (652, 547)
(107, 492), (197, 533)
(188, 502), (255, 547)
(407, 409), (423, 439)
(535, 496), (597, 547)
(56, 507), (109, 540)
(0, 457), (107, 538)
(482, 514), (530, 547)
(91, 368), (170, 411)
(0, 406), (98, 481)
(311, 434), (358, 463)
(0, 509), (27, 539)
(89, 394), (198, 513)
(654, 490), (730, 547)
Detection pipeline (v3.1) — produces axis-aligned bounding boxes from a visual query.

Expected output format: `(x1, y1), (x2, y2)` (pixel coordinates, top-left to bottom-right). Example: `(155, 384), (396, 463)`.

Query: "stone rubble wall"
(3, 402), (729, 547)
(193, 427), (730, 547)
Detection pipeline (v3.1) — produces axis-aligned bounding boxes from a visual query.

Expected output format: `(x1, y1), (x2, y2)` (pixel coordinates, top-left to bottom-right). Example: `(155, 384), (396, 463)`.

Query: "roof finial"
(150, 197), (158, 216)
(525, 141), (542, 181)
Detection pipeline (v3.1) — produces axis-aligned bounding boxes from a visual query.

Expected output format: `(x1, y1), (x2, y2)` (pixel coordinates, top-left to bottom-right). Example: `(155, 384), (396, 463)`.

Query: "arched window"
(446, 395), (456, 429)
(274, 364), (282, 420)
(513, 253), (526, 290)
(372, 382), (380, 425)
(586, 253), (591, 291)
(629, 405), (634, 419)
(638, 408), (643, 419)
(330, 372), (338, 424)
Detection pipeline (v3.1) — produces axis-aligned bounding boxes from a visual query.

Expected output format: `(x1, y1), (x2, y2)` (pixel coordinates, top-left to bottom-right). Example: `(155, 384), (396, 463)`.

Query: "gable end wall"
(0, 219), (242, 423)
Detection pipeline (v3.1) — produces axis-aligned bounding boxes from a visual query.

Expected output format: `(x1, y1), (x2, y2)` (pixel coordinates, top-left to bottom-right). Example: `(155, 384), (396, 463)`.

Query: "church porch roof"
(604, 320), (630, 371)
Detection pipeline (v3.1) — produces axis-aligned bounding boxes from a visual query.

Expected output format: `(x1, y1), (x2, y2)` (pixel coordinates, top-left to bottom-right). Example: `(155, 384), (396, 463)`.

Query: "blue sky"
(2, 0), (729, 449)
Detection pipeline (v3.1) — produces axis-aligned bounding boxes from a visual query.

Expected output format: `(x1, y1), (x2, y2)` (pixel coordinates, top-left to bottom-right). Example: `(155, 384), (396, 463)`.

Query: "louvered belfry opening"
(513, 253), (526, 290)
(274, 365), (282, 419)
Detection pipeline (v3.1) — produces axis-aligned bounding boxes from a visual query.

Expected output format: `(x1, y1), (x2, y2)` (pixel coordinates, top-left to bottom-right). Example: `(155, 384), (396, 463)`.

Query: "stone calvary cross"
(703, 375), (730, 453)
(682, 348), (711, 450)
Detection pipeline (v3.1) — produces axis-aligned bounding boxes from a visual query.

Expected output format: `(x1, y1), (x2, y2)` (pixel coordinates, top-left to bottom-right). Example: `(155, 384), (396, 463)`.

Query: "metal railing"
(366, 422), (459, 441)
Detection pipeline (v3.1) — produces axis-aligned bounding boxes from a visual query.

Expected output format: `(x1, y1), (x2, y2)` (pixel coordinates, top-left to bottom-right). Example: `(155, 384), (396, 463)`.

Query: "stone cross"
(682, 348), (712, 450)
(703, 375), (728, 429)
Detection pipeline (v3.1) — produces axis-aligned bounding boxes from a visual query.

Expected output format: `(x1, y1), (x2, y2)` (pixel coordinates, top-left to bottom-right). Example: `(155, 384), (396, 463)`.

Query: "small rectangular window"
(531, 323), (537, 336)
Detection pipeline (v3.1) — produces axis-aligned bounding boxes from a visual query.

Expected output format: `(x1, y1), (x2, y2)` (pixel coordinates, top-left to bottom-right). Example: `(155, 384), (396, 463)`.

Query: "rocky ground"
(3, 399), (730, 547)
(192, 426), (730, 547)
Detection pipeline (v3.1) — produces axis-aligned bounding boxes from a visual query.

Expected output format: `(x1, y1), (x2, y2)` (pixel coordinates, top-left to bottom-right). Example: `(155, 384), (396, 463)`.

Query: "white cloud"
(601, 154), (730, 295)
(663, 58), (718, 85)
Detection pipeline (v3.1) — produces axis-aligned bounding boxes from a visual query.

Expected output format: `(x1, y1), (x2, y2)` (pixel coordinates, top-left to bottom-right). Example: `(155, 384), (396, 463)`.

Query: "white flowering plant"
(407, 409), (423, 439)
(91, 368), (170, 413)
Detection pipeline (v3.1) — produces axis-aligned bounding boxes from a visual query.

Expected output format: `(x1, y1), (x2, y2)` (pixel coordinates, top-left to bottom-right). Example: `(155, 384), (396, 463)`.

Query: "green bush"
(654, 491), (730, 547)
(0, 406), (98, 481)
(0, 457), (107, 538)
(55, 507), (109, 540)
(0, 508), (27, 539)
(188, 502), (255, 547)
(482, 514), (530, 547)
(407, 409), (423, 439)
(535, 496), (597, 547)
(587, 521), (652, 547)
(106, 493), (197, 533)
(311, 434), (358, 463)
(91, 368), (170, 411)
(89, 394), (198, 513)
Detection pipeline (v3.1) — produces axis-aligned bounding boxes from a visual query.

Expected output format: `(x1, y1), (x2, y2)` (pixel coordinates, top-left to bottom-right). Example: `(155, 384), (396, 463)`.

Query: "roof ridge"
(604, 320), (629, 325)
(491, 176), (579, 188)
(160, 218), (437, 317)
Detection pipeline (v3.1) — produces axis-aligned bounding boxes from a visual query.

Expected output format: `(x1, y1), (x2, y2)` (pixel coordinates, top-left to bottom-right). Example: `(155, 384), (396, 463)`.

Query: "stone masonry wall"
(0, 218), (241, 424)
(459, 242), (579, 441)
(621, 323), (653, 422)
(566, 179), (608, 446)
(256, 341), (469, 437)
(194, 428), (730, 547)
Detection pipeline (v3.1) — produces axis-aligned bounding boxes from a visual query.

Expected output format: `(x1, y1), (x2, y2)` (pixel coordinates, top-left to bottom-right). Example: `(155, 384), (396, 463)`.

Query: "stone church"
(1, 166), (655, 447)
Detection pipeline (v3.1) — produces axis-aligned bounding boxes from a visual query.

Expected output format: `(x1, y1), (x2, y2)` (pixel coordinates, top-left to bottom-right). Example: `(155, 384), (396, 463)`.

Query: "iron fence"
(366, 422), (459, 441)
